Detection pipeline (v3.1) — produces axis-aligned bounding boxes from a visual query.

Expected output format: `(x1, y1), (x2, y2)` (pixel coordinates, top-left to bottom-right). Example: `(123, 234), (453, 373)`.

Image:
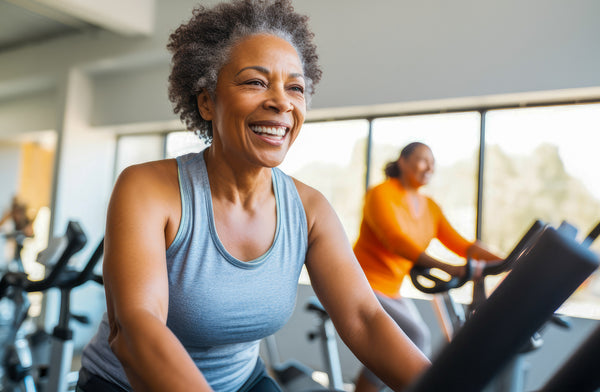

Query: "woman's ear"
(197, 90), (214, 121)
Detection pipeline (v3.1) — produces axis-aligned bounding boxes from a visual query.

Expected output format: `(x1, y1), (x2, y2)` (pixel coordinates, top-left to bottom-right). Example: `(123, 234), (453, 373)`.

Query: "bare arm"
(414, 242), (502, 279)
(427, 202), (501, 276)
(468, 241), (502, 262)
(296, 180), (430, 391)
(103, 162), (212, 392)
(414, 252), (465, 277)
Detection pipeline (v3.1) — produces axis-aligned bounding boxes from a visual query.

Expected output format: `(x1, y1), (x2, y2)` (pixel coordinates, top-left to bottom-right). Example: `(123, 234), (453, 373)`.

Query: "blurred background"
(0, 0), (599, 390)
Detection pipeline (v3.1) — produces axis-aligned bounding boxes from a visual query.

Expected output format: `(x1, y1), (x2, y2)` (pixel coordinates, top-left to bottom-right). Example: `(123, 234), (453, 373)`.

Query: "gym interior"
(0, 0), (599, 391)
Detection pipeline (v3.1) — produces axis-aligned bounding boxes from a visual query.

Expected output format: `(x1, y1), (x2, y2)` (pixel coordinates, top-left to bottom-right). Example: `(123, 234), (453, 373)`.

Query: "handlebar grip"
(0, 272), (29, 299)
(410, 262), (473, 294)
(410, 220), (547, 294)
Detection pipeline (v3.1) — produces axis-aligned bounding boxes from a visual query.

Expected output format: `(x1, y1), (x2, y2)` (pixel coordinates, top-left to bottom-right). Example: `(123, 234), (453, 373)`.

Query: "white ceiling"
(0, 0), (154, 53)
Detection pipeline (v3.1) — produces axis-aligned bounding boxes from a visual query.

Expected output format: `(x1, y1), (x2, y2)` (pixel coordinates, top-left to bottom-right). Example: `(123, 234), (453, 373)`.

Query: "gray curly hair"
(167, 0), (322, 143)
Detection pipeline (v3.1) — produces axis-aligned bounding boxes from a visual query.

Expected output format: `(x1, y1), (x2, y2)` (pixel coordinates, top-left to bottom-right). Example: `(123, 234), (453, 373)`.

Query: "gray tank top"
(81, 151), (308, 392)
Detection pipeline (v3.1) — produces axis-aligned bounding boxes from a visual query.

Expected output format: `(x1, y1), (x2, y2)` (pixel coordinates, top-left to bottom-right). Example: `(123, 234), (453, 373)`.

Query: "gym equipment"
(305, 297), (344, 390)
(539, 322), (600, 392)
(405, 221), (600, 392)
(0, 230), (31, 273)
(263, 297), (344, 391)
(41, 238), (104, 392)
(0, 221), (86, 391)
(412, 220), (572, 392)
(538, 221), (600, 392)
(411, 219), (548, 348)
(0, 221), (104, 392)
(409, 219), (545, 296)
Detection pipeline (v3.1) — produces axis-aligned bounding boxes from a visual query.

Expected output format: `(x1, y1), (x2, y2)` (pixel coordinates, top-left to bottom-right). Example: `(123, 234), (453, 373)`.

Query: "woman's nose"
(264, 86), (293, 113)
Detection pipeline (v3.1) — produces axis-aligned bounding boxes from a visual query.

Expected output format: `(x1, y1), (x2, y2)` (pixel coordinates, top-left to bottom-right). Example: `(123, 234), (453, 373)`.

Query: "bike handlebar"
(410, 262), (475, 294)
(56, 238), (104, 290)
(24, 221), (88, 292)
(410, 220), (546, 294)
(0, 221), (88, 296)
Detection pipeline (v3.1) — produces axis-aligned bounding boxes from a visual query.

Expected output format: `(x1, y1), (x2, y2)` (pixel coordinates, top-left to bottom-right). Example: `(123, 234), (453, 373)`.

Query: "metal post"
(320, 317), (344, 390)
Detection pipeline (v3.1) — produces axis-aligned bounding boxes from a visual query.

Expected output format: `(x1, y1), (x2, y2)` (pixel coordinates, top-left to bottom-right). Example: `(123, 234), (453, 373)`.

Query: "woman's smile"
(249, 122), (290, 145)
(200, 33), (306, 168)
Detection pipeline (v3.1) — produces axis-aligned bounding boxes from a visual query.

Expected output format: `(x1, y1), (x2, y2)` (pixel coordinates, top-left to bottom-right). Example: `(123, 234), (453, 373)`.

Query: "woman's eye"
(245, 79), (266, 87)
(289, 85), (304, 94)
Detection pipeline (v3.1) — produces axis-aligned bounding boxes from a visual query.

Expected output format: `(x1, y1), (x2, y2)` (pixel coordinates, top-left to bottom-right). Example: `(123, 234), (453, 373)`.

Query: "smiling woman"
(196, 34), (307, 169)
(352, 141), (501, 392)
(76, 1), (430, 392)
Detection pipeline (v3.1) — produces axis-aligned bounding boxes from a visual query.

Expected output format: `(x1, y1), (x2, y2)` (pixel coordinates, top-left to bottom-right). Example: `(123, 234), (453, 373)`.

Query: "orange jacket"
(353, 178), (473, 297)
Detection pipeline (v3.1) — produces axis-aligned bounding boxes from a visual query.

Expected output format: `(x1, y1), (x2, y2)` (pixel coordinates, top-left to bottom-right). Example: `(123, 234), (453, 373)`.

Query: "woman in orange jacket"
(353, 142), (501, 392)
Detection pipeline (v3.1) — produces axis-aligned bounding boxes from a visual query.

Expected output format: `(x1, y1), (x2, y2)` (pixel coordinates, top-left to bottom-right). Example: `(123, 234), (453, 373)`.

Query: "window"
(166, 131), (208, 159)
(280, 120), (369, 243)
(114, 134), (165, 176)
(278, 120), (369, 285)
(483, 103), (600, 319)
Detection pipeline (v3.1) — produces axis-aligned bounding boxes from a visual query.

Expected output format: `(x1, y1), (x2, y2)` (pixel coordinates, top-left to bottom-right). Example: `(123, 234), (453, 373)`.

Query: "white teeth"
(250, 125), (286, 137)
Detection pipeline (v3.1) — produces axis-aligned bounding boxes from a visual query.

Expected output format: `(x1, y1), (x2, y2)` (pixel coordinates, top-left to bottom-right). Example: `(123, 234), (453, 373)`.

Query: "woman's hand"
(444, 263), (469, 278)
(416, 252), (468, 278)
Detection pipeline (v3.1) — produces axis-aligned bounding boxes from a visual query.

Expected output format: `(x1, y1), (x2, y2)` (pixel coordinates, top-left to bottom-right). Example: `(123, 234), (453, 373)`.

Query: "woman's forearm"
(468, 241), (502, 262)
(109, 311), (212, 392)
(340, 307), (430, 391)
(414, 252), (464, 276)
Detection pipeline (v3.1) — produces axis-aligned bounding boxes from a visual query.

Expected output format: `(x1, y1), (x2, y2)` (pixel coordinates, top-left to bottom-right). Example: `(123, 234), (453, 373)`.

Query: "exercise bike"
(262, 296), (345, 392)
(410, 220), (576, 391)
(0, 221), (104, 392)
(0, 230), (32, 273)
(406, 219), (600, 392)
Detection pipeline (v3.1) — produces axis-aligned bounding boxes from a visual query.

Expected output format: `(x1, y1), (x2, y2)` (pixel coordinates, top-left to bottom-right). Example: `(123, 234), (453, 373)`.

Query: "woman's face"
(398, 145), (435, 188)
(199, 34), (306, 168)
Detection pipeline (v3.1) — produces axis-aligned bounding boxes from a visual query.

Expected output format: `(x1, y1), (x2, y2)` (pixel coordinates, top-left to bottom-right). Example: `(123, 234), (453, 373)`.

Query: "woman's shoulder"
(289, 176), (326, 208)
(119, 159), (177, 181)
(365, 178), (400, 200)
(289, 176), (342, 244)
(113, 159), (179, 204)
(289, 177), (333, 221)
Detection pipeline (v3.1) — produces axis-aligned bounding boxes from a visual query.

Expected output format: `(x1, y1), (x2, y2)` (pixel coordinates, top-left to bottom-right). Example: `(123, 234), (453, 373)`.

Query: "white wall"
(297, 0), (600, 109)
(0, 144), (20, 215)
(1, 0), (600, 134)
(0, 91), (57, 138)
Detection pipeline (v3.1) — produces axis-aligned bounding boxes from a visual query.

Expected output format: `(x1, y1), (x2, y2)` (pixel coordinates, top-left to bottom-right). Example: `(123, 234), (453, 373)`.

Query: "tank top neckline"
(198, 154), (282, 269)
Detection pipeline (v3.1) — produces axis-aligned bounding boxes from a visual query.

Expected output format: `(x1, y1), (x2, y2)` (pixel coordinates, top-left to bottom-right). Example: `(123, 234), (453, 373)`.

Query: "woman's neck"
(203, 148), (273, 207)
(398, 176), (420, 194)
